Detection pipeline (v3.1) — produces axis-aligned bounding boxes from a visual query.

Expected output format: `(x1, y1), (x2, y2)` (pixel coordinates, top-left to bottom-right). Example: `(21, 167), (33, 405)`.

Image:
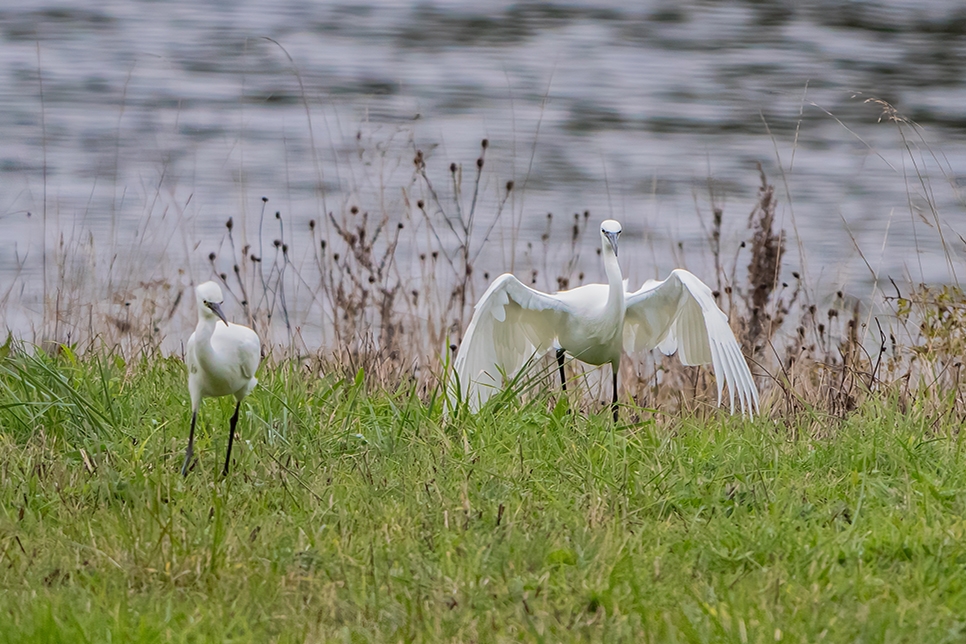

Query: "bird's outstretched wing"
(623, 269), (759, 415)
(455, 274), (570, 410)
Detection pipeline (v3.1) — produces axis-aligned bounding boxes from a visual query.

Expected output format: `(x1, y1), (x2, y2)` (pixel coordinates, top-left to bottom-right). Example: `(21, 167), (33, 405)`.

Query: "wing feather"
(624, 269), (759, 415)
(455, 274), (569, 410)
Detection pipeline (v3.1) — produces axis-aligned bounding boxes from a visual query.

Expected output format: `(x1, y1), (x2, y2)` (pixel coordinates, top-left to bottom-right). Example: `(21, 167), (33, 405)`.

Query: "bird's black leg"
(223, 400), (241, 477)
(612, 370), (619, 423)
(556, 348), (567, 391)
(182, 410), (197, 477)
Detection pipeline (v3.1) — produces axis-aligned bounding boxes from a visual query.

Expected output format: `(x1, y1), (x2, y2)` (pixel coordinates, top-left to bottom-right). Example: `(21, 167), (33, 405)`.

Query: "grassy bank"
(1, 349), (965, 642)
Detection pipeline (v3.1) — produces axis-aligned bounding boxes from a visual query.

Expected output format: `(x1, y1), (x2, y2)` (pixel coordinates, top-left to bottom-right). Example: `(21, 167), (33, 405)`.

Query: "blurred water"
(1, 0), (965, 341)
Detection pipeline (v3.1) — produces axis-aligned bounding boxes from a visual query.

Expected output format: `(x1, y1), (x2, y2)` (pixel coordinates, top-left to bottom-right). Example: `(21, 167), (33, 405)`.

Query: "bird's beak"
(604, 231), (619, 257)
(207, 301), (229, 326)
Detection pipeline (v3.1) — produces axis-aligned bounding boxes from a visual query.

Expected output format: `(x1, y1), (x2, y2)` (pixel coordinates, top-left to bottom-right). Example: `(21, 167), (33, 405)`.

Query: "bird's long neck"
(602, 246), (625, 322)
(194, 316), (217, 354)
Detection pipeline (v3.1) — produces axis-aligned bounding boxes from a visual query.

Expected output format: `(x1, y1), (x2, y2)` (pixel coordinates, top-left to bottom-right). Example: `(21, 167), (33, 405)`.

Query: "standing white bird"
(182, 281), (261, 477)
(454, 220), (759, 420)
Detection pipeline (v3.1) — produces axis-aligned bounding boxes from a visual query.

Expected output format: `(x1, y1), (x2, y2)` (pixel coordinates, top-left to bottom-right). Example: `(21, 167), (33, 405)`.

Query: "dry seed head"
(208, 252), (216, 261)
(476, 157), (484, 169)
(309, 219), (316, 230)
(275, 211), (281, 220)
(417, 200), (425, 209)
(261, 196), (268, 203)
(226, 217), (233, 230)
(481, 138), (488, 149)
(351, 206), (359, 215)
(273, 239), (281, 248)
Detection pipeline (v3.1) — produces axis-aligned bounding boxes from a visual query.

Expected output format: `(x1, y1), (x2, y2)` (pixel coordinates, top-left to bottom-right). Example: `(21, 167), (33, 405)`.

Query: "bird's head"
(196, 281), (229, 326)
(600, 220), (622, 257)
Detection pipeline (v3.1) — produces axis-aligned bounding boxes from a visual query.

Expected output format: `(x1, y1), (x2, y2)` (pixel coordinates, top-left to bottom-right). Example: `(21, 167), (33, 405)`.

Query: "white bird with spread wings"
(454, 220), (759, 420)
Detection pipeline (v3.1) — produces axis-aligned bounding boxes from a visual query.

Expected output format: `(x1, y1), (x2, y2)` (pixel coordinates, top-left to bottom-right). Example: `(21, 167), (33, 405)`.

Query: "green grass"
(1, 348), (966, 642)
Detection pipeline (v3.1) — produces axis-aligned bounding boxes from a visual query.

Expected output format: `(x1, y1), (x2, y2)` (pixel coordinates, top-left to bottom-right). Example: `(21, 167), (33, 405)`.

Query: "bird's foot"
(181, 450), (194, 477)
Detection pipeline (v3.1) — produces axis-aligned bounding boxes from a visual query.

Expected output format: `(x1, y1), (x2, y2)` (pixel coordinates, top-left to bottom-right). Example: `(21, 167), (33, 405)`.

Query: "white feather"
(623, 269), (759, 415)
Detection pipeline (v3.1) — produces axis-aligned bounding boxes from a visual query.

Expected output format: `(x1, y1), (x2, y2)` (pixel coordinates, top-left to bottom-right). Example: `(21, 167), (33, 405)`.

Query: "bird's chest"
(558, 308), (624, 365)
(200, 367), (238, 397)
(191, 349), (242, 397)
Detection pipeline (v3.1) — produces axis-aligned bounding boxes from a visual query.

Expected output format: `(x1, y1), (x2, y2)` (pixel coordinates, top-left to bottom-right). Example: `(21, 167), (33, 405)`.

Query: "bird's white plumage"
(186, 282), (260, 405)
(182, 280), (261, 476)
(454, 221), (759, 416)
